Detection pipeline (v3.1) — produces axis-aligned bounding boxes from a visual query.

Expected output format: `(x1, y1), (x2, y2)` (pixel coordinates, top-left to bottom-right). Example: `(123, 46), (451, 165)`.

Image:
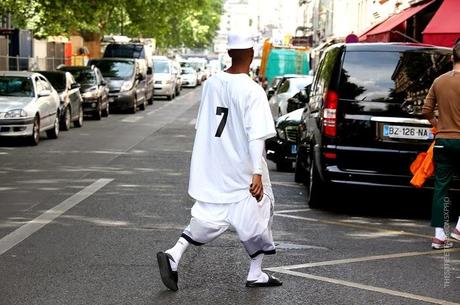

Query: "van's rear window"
(339, 51), (452, 102)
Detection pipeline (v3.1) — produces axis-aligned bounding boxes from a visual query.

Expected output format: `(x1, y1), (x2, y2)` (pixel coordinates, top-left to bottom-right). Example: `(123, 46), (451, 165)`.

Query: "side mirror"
(137, 73), (145, 81)
(70, 83), (80, 89)
(147, 67), (153, 75)
(38, 90), (51, 97)
(100, 80), (107, 86)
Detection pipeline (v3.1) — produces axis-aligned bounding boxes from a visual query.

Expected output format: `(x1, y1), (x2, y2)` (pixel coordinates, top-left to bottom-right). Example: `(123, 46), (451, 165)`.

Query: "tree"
(1, 0), (223, 48)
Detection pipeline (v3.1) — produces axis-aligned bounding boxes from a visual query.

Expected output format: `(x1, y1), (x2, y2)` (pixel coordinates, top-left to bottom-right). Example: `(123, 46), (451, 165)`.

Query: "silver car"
(0, 71), (60, 145)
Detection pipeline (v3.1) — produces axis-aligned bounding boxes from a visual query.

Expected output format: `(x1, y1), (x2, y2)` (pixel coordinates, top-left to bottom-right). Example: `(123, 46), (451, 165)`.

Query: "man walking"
(157, 32), (282, 291)
(423, 41), (460, 249)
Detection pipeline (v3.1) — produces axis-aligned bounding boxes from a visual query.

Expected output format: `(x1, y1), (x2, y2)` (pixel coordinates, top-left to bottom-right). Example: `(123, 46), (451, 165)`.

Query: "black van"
(103, 43), (154, 104)
(295, 43), (459, 207)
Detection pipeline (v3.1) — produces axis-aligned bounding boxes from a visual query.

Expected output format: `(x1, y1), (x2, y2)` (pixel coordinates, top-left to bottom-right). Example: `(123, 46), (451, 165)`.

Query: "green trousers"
(431, 138), (460, 227)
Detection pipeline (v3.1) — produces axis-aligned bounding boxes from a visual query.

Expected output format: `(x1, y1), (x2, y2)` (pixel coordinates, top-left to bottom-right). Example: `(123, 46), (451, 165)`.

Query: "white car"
(269, 76), (313, 118)
(0, 71), (60, 145)
(153, 59), (178, 100)
(180, 68), (198, 88)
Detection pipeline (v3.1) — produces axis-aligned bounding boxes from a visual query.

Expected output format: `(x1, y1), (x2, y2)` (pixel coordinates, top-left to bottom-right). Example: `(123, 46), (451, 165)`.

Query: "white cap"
(227, 32), (254, 50)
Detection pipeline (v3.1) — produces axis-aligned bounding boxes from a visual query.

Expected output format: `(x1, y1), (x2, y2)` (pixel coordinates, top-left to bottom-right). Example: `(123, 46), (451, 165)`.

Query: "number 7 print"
(215, 106), (229, 137)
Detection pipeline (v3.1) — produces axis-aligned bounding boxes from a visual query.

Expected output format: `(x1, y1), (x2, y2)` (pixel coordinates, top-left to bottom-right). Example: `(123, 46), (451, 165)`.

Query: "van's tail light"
(323, 90), (338, 137)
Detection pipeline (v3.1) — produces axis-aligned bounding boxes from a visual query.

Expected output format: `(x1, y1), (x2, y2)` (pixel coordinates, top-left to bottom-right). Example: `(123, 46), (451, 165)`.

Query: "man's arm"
(249, 138), (264, 202)
(422, 82), (438, 128)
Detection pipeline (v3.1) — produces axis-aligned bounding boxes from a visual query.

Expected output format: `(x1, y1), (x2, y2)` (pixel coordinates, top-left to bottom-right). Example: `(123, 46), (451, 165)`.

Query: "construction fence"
(0, 55), (90, 72)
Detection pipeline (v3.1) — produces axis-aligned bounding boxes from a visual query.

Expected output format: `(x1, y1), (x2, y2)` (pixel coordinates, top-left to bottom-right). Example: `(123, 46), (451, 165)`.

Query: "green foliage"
(1, 0), (223, 48)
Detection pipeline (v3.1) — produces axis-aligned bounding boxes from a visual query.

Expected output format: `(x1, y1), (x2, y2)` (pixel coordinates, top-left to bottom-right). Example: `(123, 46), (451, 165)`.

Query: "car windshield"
(291, 78), (312, 91)
(93, 61), (134, 79)
(0, 76), (34, 97)
(67, 70), (97, 86)
(104, 44), (144, 59)
(339, 51), (452, 102)
(40, 73), (66, 91)
(154, 61), (170, 73)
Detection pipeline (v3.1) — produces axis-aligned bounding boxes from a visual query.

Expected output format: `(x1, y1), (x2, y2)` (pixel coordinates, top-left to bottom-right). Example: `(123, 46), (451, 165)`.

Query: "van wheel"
(305, 153), (326, 208)
(139, 96), (146, 111)
(28, 116), (40, 146)
(130, 97), (137, 114)
(46, 114), (60, 139)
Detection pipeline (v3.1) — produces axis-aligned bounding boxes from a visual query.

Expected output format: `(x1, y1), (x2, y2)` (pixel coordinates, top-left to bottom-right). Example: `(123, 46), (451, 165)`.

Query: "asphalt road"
(0, 86), (459, 305)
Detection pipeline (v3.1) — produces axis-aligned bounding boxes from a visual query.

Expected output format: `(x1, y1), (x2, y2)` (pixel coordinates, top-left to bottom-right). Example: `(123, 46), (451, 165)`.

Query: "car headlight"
(276, 128), (286, 140)
(5, 109), (28, 118)
(120, 81), (133, 92)
(82, 90), (97, 99)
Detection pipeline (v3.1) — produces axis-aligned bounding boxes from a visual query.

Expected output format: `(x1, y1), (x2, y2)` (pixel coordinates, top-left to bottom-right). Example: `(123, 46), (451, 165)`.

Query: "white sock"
(247, 254), (269, 282)
(435, 227), (447, 241)
(456, 217), (460, 231)
(165, 237), (189, 271)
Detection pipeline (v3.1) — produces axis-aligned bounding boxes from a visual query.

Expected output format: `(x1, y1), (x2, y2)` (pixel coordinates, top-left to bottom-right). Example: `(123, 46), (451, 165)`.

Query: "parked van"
(103, 43), (154, 104)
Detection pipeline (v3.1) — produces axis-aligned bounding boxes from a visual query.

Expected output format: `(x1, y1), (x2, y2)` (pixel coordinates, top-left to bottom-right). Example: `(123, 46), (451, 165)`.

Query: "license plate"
(291, 144), (297, 154)
(383, 125), (433, 140)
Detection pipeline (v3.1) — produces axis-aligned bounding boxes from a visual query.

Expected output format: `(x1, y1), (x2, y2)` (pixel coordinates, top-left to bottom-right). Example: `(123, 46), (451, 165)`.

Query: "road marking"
(276, 208), (310, 214)
(267, 269), (460, 305)
(0, 178), (113, 256)
(122, 116), (143, 123)
(274, 211), (457, 242)
(266, 248), (460, 270)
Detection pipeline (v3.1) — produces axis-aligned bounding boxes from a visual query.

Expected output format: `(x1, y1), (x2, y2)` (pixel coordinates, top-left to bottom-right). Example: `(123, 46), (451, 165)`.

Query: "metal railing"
(0, 55), (90, 72)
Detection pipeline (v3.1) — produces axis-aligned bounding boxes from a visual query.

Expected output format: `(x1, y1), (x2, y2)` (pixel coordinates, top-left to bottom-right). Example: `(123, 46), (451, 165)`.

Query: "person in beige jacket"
(422, 40), (460, 249)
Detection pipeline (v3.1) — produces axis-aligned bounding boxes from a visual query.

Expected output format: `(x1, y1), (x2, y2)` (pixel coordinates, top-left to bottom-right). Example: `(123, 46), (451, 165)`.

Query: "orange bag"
(410, 141), (435, 188)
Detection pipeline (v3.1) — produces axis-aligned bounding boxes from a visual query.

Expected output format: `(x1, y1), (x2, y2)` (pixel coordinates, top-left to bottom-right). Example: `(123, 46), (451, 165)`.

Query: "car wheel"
(60, 106), (71, 131)
(28, 116), (40, 146)
(46, 113), (60, 139)
(276, 159), (292, 172)
(102, 101), (109, 117)
(73, 106), (83, 127)
(294, 151), (306, 183)
(94, 100), (102, 120)
(130, 96), (137, 114)
(305, 152), (326, 208)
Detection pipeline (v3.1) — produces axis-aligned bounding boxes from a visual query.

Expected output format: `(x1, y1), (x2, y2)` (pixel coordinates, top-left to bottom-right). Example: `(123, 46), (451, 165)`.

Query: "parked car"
(295, 43), (458, 208)
(286, 84), (311, 113)
(266, 108), (303, 171)
(58, 65), (110, 119)
(103, 43), (154, 105)
(180, 67), (198, 88)
(172, 61), (183, 96)
(180, 60), (203, 85)
(0, 71), (60, 145)
(268, 76), (313, 118)
(153, 58), (178, 100)
(37, 71), (83, 129)
(88, 58), (147, 113)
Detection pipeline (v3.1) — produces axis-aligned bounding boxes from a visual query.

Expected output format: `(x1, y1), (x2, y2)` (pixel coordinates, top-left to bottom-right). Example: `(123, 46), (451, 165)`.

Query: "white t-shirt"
(188, 72), (276, 204)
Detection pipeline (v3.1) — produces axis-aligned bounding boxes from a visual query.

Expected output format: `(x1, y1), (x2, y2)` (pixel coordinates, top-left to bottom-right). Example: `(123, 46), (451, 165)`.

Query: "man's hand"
(250, 174), (263, 202)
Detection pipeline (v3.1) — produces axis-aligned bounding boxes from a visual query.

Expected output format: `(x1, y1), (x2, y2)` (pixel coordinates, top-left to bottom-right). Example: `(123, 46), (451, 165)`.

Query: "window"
(338, 51), (452, 103)
(277, 80), (290, 94)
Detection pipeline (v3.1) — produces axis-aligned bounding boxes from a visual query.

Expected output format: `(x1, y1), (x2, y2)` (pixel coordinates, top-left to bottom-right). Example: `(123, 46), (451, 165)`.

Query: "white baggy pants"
(181, 194), (275, 258)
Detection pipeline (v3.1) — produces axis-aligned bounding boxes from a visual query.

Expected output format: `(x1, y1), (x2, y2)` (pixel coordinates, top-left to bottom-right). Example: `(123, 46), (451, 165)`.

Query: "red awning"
(361, 0), (435, 42)
(423, 0), (460, 47)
